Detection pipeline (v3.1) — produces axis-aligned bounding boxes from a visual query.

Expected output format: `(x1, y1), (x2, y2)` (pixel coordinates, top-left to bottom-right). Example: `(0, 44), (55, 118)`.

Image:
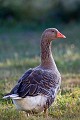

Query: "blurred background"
(0, 0), (80, 120)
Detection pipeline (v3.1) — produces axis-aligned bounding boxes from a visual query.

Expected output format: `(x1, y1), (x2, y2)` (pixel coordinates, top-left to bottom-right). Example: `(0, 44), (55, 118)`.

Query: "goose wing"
(6, 69), (60, 98)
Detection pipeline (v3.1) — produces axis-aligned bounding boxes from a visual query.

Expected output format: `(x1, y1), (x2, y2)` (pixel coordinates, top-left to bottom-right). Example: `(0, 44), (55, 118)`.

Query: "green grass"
(0, 22), (80, 120)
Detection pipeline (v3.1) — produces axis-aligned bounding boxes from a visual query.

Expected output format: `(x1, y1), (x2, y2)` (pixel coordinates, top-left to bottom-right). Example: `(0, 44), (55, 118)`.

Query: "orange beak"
(57, 31), (66, 38)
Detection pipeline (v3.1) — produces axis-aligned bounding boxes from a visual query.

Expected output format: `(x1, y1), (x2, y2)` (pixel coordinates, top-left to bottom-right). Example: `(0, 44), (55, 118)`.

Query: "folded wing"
(4, 68), (60, 98)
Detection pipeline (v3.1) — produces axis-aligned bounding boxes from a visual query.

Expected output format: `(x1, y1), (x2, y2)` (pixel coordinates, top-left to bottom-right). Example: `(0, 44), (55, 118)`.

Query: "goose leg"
(25, 112), (30, 117)
(44, 108), (48, 119)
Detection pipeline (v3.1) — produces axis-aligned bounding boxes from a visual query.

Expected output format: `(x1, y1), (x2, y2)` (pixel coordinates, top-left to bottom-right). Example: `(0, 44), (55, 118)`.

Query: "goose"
(3, 28), (66, 118)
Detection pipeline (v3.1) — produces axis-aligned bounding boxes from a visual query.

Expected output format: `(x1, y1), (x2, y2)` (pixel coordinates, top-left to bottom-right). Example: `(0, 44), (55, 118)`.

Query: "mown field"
(0, 23), (80, 120)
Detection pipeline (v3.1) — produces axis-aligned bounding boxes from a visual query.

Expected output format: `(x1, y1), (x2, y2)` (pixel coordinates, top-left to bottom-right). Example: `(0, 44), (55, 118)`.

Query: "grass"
(0, 22), (80, 120)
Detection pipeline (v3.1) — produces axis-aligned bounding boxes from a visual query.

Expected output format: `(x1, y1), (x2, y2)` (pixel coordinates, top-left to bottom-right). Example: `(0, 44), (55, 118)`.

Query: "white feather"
(12, 94), (47, 112)
(3, 94), (19, 99)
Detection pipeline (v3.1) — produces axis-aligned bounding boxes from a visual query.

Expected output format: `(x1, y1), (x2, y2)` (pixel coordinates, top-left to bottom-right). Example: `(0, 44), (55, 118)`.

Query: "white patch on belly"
(12, 95), (47, 112)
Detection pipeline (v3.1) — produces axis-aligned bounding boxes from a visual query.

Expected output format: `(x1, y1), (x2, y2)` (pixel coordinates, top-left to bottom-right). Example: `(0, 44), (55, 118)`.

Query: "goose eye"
(52, 30), (54, 32)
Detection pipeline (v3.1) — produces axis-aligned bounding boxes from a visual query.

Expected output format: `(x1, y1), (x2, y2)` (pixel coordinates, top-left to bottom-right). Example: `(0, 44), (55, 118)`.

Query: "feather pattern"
(9, 68), (61, 107)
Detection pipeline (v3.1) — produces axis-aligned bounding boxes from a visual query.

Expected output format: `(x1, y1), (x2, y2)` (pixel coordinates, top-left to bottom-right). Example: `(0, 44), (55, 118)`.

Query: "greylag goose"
(3, 28), (66, 118)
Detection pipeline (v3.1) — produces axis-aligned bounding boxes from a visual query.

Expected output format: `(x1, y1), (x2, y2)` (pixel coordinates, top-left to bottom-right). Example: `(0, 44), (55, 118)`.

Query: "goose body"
(3, 28), (66, 116)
